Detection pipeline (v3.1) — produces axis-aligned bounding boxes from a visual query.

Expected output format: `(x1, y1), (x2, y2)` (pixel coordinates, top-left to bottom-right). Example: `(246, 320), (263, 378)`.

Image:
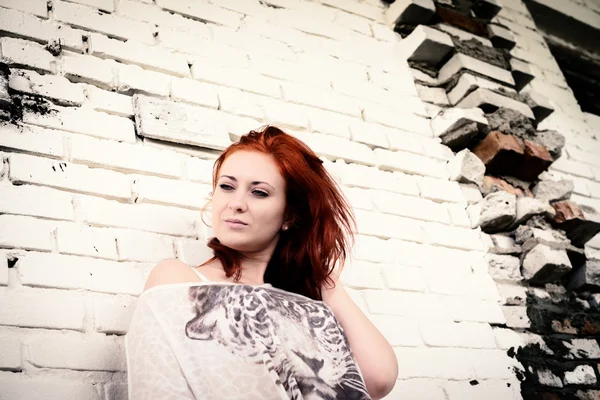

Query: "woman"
(125, 126), (398, 399)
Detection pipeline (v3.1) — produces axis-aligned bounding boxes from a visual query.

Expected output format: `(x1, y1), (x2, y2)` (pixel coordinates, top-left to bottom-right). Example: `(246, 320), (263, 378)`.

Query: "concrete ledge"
(457, 88), (535, 119)
(448, 73), (517, 105)
(385, 0), (435, 27)
(439, 53), (515, 86)
(488, 24), (516, 50)
(510, 58), (535, 92)
(401, 25), (454, 67)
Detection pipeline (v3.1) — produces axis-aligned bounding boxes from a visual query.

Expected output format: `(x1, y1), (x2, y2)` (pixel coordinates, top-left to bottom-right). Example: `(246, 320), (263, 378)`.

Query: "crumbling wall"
(386, 0), (600, 398)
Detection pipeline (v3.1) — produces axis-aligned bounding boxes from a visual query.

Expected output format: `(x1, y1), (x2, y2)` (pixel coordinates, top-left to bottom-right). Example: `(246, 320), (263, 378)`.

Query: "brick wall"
(0, 0), (598, 399)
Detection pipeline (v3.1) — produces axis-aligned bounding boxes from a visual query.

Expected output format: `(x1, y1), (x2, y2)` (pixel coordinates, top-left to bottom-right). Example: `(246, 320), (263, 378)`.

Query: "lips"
(225, 218), (247, 225)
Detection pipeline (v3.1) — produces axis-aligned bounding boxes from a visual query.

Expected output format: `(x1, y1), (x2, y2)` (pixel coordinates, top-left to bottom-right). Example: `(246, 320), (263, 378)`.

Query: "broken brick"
(552, 201), (600, 247)
(518, 140), (553, 181)
(472, 131), (524, 176)
(481, 175), (525, 197)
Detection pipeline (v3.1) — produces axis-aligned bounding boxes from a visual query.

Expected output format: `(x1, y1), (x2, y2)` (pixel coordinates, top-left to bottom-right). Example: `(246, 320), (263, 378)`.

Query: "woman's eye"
(253, 190), (268, 197)
(219, 184), (234, 190)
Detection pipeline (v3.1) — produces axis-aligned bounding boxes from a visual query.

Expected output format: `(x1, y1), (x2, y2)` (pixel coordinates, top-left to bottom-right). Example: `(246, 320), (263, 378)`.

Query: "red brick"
(519, 140), (553, 181)
(481, 175), (525, 197)
(552, 201), (600, 247)
(473, 131), (524, 176)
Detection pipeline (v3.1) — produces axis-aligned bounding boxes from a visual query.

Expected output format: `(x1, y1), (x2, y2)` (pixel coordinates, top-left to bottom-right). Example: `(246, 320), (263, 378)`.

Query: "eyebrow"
(219, 175), (275, 190)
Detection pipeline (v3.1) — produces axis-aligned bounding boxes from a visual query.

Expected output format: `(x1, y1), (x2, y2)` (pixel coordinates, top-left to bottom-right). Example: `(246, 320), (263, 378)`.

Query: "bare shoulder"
(142, 259), (195, 292)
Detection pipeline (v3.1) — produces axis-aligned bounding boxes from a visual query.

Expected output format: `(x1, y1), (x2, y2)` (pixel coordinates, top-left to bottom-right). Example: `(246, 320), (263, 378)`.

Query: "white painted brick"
(75, 195), (198, 237)
(160, 31), (247, 66)
(213, 26), (295, 60)
(175, 238), (212, 266)
(0, 7), (84, 51)
(322, 0), (381, 20)
(395, 347), (475, 380)
(340, 186), (373, 211)
(381, 264), (427, 292)
(374, 148), (449, 178)
(155, 0), (242, 28)
(389, 239), (430, 268)
(551, 156), (595, 179)
(0, 329), (22, 370)
(364, 290), (444, 318)
(417, 84), (449, 106)
(118, 0), (212, 37)
(299, 53), (370, 83)
(420, 137), (454, 161)
(368, 68), (418, 96)
(25, 330), (125, 371)
(369, 315), (422, 347)
(214, 0), (274, 17)
(0, 0), (47, 17)
(461, 183), (483, 204)
(0, 183), (74, 221)
(135, 95), (231, 150)
(185, 156), (214, 184)
(439, 53), (515, 86)
(282, 82), (360, 117)
(334, 10), (373, 36)
(0, 287), (84, 330)
(341, 260), (383, 289)
(446, 296), (506, 324)
(424, 247), (481, 275)
(60, 52), (118, 89)
(355, 209), (425, 242)
(216, 87), (263, 120)
(9, 153), (131, 200)
(423, 222), (485, 251)
(418, 176), (465, 203)
(348, 120), (389, 148)
(458, 88), (534, 120)
(18, 252), (144, 295)
(426, 269), (500, 299)
(259, 98), (309, 130)
(307, 108), (352, 139)
(333, 162), (420, 195)
(191, 62), (279, 98)
(251, 55), (330, 89)
(242, 15), (320, 50)
(470, 349), (520, 379)
(91, 293), (136, 334)
(352, 234), (395, 264)
(225, 115), (263, 140)
(64, 0), (113, 12)
(291, 131), (375, 166)
(9, 68), (85, 106)
(90, 33), (189, 77)
(363, 104), (432, 136)
(371, 190), (450, 224)
(565, 145), (600, 168)
(171, 78), (219, 109)
(385, 128), (426, 155)
(115, 229), (174, 263)
(445, 379), (518, 400)
(23, 104), (135, 142)
(0, 37), (55, 73)
(133, 175), (210, 209)
(493, 327), (526, 350)
(54, 1), (155, 43)
(370, 23), (400, 42)
(447, 203), (472, 228)
(385, 379), (446, 400)
(69, 134), (182, 178)
(275, 8), (360, 42)
(56, 222), (118, 260)
(0, 215), (55, 251)
(0, 374), (100, 400)
(0, 252), (7, 286)
(420, 320), (497, 348)
(117, 63), (171, 97)
(0, 123), (64, 158)
(435, 23), (494, 47)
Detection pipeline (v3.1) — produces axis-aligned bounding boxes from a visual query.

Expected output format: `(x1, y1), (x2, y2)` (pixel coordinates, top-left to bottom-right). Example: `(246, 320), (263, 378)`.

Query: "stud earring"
(282, 225), (288, 231)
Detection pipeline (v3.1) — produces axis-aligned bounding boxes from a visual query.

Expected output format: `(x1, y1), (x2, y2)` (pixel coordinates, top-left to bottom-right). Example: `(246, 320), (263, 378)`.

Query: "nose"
(228, 191), (247, 213)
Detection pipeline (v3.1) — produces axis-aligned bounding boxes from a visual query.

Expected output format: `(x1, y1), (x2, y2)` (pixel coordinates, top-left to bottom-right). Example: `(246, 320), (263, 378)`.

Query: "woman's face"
(211, 150), (287, 254)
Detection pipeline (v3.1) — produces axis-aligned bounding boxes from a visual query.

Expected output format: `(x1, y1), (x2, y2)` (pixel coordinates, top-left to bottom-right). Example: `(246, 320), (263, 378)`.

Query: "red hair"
(201, 126), (355, 300)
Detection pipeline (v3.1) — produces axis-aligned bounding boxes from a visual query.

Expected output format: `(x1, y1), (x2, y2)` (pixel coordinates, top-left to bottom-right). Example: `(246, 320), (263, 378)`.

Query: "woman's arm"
(322, 282), (398, 400)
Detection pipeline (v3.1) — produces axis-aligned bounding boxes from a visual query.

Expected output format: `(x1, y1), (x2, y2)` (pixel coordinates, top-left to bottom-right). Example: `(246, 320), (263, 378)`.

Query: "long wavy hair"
(199, 126), (355, 300)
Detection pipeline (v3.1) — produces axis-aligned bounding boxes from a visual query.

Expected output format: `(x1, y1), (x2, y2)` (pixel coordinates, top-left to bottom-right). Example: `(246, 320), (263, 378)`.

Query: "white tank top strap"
(190, 267), (210, 282)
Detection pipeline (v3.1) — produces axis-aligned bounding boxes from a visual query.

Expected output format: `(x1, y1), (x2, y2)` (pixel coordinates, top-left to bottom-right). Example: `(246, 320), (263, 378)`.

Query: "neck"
(238, 256), (270, 285)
